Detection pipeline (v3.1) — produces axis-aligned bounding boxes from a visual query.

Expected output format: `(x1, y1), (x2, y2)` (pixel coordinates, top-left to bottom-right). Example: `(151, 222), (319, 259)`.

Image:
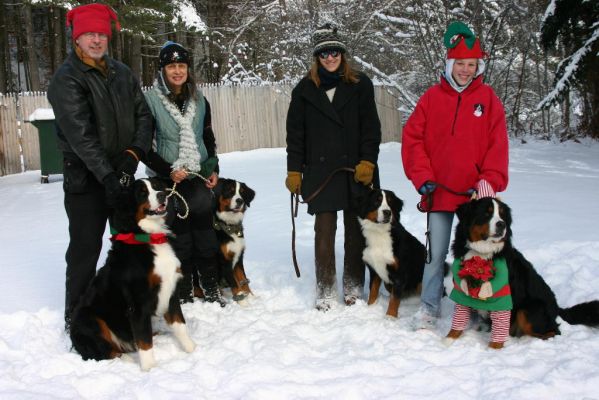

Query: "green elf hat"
(443, 21), (485, 59)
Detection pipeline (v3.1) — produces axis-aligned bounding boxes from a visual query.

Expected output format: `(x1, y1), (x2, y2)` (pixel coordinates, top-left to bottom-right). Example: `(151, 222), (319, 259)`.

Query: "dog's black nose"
(235, 198), (244, 207)
(157, 192), (166, 204)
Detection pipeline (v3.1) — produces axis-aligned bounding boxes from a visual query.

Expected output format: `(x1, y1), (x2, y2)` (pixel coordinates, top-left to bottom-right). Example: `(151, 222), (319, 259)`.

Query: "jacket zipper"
(451, 95), (461, 136)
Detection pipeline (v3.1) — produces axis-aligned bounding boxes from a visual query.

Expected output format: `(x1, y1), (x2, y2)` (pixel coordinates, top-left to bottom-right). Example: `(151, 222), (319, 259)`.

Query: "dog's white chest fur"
(360, 220), (394, 283)
(216, 204), (246, 267)
(152, 243), (181, 315)
(226, 235), (245, 267)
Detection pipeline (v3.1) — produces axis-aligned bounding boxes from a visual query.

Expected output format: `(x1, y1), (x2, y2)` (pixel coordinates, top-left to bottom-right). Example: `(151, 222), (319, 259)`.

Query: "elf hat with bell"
(443, 21), (485, 59)
(66, 3), (120, 40)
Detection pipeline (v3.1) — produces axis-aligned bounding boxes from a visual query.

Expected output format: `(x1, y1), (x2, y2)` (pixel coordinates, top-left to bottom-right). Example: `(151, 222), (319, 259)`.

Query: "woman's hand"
(170, 169), (188, 183)
(205, 172), (218, 189)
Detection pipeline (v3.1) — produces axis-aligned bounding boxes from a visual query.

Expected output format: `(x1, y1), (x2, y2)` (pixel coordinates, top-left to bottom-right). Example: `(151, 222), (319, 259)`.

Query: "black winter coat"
(48, 52), (153, 183)
(286, 72), (382, 214)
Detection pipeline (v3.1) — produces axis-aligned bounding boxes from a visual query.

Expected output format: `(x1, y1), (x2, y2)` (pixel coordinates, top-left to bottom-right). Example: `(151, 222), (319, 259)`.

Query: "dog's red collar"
(110, 232), (168, 245)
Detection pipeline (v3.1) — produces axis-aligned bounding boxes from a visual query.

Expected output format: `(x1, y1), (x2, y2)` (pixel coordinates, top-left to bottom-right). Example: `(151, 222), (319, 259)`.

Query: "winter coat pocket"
(63, 157), (89, 193)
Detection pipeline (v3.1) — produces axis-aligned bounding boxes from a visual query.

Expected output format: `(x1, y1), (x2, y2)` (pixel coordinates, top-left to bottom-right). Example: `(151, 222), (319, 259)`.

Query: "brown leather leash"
(290, 167), (355, 278)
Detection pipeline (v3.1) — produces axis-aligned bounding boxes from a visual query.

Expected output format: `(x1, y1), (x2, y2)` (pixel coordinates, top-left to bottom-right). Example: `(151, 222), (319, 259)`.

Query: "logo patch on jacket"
(473, 103), (484, 117)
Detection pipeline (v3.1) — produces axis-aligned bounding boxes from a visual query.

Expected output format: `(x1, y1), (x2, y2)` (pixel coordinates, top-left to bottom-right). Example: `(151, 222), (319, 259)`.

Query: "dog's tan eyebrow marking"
(219, 197), (231, 212)
(469, 223), (490, 242)
(366, 210), (378, 222)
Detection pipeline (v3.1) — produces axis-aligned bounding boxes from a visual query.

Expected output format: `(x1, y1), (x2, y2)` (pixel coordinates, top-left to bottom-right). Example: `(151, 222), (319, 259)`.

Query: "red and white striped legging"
(451, 303), (511, 343)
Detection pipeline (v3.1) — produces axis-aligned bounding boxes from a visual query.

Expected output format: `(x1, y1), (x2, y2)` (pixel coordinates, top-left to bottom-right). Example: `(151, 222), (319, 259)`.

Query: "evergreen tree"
(539, 0), (599, 137)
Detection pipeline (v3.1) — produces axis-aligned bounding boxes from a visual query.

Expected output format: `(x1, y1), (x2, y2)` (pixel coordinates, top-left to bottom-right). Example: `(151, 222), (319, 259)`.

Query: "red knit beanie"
(66, 3), (120, 40)
(444, 21), (485, 59)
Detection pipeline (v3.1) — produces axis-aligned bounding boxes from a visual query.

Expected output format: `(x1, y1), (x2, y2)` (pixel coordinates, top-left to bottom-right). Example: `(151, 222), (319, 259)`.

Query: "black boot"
(177, 272), (194, 304)
(196, 254), (226, 307)
(199, 271), (226, 307)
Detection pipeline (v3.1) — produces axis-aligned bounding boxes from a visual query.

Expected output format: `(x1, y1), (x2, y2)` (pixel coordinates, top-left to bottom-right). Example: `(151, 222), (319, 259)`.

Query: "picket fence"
(0, 84), (402, 177)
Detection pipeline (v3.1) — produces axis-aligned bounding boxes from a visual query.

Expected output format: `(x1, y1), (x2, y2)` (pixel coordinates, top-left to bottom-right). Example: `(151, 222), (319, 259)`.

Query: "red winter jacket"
(401, 75), (508, 212)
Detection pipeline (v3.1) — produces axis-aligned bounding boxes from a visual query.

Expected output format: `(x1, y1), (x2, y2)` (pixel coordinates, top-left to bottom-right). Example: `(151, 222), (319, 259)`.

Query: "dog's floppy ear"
(110, 184), (139, 233)
(240, 182), (255, 207)
(352, 188), (374, 219)
(385, 190), (403, 212)
(455, 199), (474, 222)
(352, 193), (365, 218)
(213, 177), (229, 199)
(385, 190), (403, 221)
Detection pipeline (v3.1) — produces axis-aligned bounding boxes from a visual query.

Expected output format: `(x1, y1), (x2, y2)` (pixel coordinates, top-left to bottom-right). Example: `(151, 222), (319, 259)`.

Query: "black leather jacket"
(48, 52), (152, 182)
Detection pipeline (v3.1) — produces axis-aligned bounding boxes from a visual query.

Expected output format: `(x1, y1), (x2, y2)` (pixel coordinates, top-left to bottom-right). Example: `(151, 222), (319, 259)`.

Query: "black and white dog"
(69, 178), (195, 371)
(356, 189), (426, 317)
(452, 197), (599, 339)
(210, 178), (256, 303)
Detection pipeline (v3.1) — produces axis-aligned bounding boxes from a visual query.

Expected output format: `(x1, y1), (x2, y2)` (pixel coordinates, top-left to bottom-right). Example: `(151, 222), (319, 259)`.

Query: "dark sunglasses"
(318, 50), (341, 59)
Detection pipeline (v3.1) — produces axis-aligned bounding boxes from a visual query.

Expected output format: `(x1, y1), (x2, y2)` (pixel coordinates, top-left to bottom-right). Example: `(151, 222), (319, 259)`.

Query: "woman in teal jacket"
(144, 41), (224, 306)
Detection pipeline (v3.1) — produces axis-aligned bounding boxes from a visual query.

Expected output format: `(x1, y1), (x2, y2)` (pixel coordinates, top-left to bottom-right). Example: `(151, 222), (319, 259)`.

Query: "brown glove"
(285, 171), (302, 193)
(354, 160), (375, 185)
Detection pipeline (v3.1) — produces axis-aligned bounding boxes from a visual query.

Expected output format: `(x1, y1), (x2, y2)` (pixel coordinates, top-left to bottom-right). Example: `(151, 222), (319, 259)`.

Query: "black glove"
(103, 173), (124, 208)
(115, 148), (141, 187)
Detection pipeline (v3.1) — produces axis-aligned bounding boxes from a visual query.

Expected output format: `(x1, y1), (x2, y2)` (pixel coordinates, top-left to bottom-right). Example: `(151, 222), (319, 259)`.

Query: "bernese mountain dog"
(356, 189), (426, 317)
(195, 178), (256, 304)
(69, 178), (196, 371)
(452, 197), (599, 339)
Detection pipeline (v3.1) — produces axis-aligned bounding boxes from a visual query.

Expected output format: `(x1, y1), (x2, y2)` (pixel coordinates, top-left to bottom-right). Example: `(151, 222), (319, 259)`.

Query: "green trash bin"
(27, 108), (62, 183)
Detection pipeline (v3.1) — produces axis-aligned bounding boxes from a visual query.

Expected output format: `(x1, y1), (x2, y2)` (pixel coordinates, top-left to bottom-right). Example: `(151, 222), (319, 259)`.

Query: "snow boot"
(177, 272), (194, 304)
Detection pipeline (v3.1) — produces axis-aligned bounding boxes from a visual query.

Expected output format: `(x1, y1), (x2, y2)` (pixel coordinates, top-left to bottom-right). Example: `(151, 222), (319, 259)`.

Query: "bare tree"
(0, 2), (8, 93)
(22, 2), (41, 91)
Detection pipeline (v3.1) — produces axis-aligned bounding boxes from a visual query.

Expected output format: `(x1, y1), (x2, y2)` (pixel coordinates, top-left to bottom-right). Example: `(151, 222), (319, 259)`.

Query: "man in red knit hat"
(401, 21), (509, 330)
(47, 3), (152, 331)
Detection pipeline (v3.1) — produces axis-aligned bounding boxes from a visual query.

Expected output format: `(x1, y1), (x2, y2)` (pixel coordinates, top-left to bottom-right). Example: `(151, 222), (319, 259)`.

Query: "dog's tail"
(559, 300), (599, 327)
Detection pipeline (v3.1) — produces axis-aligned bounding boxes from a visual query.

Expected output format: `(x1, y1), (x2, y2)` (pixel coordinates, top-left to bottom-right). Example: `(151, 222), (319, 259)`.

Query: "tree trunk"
(22, 3), (41, 91)
(534, 49), (546, 134)
(111, 30), (123, 61)
(510, 35), (531, 136)
(141, 39), (154, 87)
(0, 2), (8, 93)
(130, 34), (142, 80)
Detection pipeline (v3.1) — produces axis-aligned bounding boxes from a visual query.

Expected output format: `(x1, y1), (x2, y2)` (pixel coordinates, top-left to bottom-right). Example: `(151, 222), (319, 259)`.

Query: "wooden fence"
(0, 85), (402, 177)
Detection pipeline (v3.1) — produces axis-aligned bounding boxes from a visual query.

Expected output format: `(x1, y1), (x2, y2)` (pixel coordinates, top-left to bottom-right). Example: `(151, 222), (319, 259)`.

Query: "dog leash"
(290, 167), (356, 278)
(417, 182), (474, 213)
(419, 182), (475, 263)
(166, 170), (213, 219)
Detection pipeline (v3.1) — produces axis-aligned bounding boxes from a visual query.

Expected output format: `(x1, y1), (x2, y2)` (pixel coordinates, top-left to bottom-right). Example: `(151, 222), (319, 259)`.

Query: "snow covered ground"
(1, 139), (599, 399)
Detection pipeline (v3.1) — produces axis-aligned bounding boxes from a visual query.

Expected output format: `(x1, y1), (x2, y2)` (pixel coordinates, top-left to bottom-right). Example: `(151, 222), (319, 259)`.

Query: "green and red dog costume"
(449, 256), (512, 345)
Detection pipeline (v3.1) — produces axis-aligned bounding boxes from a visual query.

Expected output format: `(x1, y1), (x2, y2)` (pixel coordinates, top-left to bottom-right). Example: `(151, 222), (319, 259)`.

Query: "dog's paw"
(237, 297), (250, 307)
(139, 349), (157, 371)
(442, 337), (457, 347)
(182, 339), (196, 353)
